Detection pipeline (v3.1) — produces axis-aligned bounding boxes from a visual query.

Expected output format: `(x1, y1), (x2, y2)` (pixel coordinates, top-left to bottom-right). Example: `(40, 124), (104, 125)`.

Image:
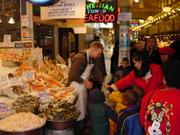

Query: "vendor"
(68, 41), (103, 135)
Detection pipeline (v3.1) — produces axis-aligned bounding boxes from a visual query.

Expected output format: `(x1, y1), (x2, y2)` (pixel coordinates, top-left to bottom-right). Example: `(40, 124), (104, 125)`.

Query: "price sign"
(22, 71), (35, 82)
(0, 75), (10, 90)
(0, 103), (11, 113)
(0, 103), (11, 118)
(9, 77), (23, 86)
(39, 91), (51, 103)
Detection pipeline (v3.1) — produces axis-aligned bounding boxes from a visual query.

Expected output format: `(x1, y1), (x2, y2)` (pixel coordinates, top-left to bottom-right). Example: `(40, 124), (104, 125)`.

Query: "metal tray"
(46, 119), (75, 130)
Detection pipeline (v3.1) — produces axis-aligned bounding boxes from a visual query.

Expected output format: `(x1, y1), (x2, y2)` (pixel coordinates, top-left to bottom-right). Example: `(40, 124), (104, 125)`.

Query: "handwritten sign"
(22, 71), (35, 82)
(0, 103), (11, 118)
(0, 103), (11, 113)
(9, 77), (23, 86)
(39, 91), (51, 103)
(0, 75), (10, 90)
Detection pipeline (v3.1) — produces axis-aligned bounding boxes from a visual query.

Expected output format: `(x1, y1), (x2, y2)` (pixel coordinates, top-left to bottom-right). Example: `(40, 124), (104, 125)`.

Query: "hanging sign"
(27, 0), (60, 6)
(118, 12), (132, 22)
(0, 75), (10, 90)
(85, 1), (117, 23)
(21, 15), (29, 28)
(41, 0), (85, 20)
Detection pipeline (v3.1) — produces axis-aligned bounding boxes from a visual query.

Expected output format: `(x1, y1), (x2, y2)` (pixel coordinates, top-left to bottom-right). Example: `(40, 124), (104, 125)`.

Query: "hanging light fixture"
(134, 0), (140, 3)
(162, 7), (171, 12)
(8, 0), (15, 24)
(8, 17), (15, 24)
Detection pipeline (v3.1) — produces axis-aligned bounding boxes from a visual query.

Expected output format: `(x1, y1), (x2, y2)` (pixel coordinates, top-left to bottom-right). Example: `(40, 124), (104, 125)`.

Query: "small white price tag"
(9, 77), (23, 86)
(0, 75), (10, 90)
(39, 91), (51, 103)
(22, 70), (35, 82)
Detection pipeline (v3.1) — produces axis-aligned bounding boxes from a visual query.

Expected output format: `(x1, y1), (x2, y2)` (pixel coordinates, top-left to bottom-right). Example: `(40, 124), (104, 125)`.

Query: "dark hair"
(170, 40), (180, 61)
(123, 90), (139, 105)
(163, 59), (180, 88)
(132, 52), (150, 77)
(89, 88), (105, 104)
(122, 57), (129, 63)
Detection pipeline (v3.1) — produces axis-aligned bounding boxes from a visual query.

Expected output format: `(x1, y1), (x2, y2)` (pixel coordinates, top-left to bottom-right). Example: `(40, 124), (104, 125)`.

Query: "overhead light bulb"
(139, 19), (144, 23)
(8, 17), (15, 24)
(147, 16), (154, 21)
(134, 0), (139, 3)
(163, 7), (171, 12)
(0, 19), (2, 23)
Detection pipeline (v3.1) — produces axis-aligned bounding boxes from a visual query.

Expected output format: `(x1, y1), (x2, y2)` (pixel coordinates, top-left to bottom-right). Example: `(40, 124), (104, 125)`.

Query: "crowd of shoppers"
(68, 37), (180, 135)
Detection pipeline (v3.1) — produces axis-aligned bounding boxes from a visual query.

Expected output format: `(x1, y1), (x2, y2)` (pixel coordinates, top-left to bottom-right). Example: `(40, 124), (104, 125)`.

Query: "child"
(109, 57), (131, 84)
(89, 88), (117, 135)
(117, 90), (144, 135)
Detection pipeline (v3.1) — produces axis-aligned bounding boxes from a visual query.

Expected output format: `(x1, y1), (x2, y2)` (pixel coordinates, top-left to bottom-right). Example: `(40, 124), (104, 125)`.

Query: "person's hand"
(103, 83), (111, 89)
(103, 83), (114, 93)
(83, 80), (93, 89)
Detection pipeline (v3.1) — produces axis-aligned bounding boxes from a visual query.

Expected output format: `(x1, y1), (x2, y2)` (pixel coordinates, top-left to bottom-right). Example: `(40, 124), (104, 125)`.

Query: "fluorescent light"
(8, 17), (15, 24)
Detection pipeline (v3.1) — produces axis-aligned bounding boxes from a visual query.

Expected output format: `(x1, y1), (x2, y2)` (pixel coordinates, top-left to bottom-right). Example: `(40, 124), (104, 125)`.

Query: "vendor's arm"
(83, 79), (93, 89)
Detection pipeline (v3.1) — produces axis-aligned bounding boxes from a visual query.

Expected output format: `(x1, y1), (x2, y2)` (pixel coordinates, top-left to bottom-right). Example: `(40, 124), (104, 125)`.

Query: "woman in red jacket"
(140, 59), (180, 135)
(105, 52), (164, 95)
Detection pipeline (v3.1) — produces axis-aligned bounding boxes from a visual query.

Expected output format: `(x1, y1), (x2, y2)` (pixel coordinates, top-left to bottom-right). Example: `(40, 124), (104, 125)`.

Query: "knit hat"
(159, 46), (176, 55)
(89, 88), (105, 104)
